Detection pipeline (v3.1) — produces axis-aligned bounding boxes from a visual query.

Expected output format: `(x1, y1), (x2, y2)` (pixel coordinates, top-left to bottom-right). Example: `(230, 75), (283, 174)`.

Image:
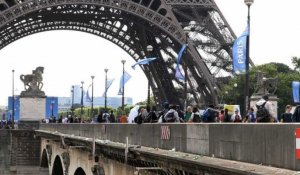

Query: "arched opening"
(52, 156), (64, 175)
(40, 149), (49, 168)
(74, 167), (86, 175)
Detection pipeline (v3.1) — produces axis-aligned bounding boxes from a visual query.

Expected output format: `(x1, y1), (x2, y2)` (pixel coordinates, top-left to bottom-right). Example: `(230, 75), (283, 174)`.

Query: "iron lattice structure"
(0, 0), (238, 108)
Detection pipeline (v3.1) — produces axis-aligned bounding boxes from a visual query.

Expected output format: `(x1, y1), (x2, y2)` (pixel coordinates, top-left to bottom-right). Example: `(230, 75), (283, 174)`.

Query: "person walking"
(256, 95), (275, 122)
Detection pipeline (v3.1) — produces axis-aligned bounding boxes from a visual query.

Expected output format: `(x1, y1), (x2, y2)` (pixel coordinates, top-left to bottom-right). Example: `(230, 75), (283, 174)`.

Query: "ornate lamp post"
(104, 68), (109, 111)
(12, 69), (15, 129)
(244, 0), (254, 115)
(91, 75), (95, 118)
(80, 81), (84, 116)
(146, 45), (153, 108)
(121, 59), (126, 111)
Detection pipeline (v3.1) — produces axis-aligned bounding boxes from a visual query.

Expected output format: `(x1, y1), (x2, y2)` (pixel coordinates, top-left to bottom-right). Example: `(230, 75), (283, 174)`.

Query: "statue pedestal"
(19, 97), (46, 122)
(250, 95), (278, 120)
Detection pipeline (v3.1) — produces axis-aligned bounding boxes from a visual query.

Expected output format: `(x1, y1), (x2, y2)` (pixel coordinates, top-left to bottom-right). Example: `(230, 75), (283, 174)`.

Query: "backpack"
(164, 112), (175, 123)
(192, 113), (201, 123)
(256, 102), (269, 120)
(102, 113), (110, 123)
(202, 108), (218, 122)
(144, 111), (158, 123)
(134, 113), (143, 124)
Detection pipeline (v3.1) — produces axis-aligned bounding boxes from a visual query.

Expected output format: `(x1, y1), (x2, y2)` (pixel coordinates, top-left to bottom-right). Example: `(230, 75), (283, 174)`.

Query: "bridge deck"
(36, 130), (297, 175)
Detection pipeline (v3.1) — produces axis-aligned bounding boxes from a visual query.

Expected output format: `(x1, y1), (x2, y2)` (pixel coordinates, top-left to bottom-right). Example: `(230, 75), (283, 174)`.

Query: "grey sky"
(0, 1), (299, 106)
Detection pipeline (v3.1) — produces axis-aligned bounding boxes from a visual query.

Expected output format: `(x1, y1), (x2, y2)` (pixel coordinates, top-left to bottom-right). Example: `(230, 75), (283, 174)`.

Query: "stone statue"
(20, 66), (45, 97)
(254, 71), (277, 95)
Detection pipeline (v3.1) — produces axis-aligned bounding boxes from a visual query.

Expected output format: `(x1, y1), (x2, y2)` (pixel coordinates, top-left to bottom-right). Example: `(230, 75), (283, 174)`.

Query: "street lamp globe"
(244, 0), (254, 6)
(121, 59), (126, 64)
(104, 68), (108, 73)
(91, 75), (95, 80)
(234, 83), (238, 88)
(146, 45), (153, 52)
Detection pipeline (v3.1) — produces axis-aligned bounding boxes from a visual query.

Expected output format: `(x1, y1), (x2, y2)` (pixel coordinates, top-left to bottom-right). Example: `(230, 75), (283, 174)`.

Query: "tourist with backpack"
(255, 95), (274, 122)
(102, 110), (110, 123)
(201, 105), (219, 123)
(163, 104), (180, 123)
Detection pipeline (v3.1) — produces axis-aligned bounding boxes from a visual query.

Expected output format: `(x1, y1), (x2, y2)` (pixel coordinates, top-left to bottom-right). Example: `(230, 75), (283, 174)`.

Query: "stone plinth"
(20, 97), (46, 122)
(250, 95), (278, 119)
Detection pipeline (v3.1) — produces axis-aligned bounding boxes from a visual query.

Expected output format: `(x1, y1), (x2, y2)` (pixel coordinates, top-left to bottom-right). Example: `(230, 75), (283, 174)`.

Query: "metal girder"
(0, 0), (241, 107)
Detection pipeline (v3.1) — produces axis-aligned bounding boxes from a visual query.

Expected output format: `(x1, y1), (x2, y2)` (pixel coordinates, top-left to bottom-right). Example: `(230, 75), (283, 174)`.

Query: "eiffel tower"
(0, 0), (238, 108)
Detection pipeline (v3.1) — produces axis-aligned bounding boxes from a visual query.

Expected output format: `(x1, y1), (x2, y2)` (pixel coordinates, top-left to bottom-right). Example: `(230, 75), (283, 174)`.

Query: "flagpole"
(80, 81), (84, 117)
(146, 45), (153, 108)
(104, 68), (108, 111)
(121, 60), (126, 111)
(91, 75), (95, 119)
(12, 69), (15, 129)
(244, 0), (254, 116)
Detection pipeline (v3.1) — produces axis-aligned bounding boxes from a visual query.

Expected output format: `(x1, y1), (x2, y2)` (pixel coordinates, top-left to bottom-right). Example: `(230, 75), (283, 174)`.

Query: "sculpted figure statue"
(20, 66), (44, 91)
(254, 71), (277, 95)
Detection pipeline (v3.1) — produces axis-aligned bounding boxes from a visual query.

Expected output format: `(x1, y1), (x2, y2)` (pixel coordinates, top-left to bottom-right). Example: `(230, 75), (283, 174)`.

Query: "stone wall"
(39, 123), (300, 170)
(0, 130), (11, 174)
(0, 130), (42, 175)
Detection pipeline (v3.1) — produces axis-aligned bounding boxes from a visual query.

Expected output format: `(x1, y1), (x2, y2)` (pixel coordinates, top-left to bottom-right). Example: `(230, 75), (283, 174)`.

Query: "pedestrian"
(231, 109), (242, 122)
(184, 106), (193, 122)
(110, 110), (116, 123)
(223, 108), (231, 122)
(256, 95), (275, 122)
(293, 105), (300, 122)
(279, 105), (292, 123)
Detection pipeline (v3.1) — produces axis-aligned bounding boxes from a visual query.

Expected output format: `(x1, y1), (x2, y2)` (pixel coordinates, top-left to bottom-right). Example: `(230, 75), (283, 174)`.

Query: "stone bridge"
(1, 123), (300, 175)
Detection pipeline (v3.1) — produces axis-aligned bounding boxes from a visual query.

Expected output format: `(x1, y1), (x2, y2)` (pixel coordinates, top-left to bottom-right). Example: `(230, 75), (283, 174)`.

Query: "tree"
(219, 60), (300, 116)
(292, 56), (300, 71)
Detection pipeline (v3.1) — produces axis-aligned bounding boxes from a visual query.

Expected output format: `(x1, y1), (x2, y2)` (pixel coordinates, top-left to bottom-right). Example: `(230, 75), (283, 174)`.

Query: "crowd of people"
(0, 120), (12, 129)
(11, 94), (300, 125)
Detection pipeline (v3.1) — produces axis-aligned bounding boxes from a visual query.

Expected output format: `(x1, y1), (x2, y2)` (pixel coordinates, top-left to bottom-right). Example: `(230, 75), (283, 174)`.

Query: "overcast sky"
(0, 0), (299, 106)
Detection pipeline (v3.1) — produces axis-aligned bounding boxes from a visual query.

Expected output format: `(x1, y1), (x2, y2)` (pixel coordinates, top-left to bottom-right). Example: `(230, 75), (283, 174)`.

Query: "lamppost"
(244, 0), (254, 115)
(104, 68), (108, 111)
(71, 85), (74, 115)
(80, 81), (84, 116)
(121, 59), (126, 111)
(12, 69), (15, 129)
(146, 45), (153, 108)
(51, 100), (54, 117)
(234, 83), (238, 105)
(91, 75), (95, 118)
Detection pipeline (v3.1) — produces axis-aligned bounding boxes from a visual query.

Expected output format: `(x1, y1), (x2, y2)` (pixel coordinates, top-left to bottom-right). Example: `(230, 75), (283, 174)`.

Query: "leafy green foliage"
(219, 60), (300, 117)
(292, 57), (300, 71)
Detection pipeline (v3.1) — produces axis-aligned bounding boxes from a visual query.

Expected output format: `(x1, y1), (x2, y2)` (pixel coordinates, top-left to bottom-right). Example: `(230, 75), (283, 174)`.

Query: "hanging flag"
(86, 84), (92, 103)
(293, 81), (300, 103)
(175, 44), (187, 81)
(232, 25), (249, 74)
(118, 71), (132, 95)
(131, 57), (157, 70)
(102, 78), (115, 97)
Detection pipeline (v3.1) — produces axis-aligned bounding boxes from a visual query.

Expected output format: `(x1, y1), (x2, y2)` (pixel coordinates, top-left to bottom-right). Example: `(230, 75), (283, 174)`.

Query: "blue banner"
(118, 71), (132, 95)
(293, 81), (300, 103)
(102, 78), (115, 97)
(86, 84), (92, 103)
(233, 26), (249, 74)
(175, 44), (187, 81)
(131, 57), (157, 70)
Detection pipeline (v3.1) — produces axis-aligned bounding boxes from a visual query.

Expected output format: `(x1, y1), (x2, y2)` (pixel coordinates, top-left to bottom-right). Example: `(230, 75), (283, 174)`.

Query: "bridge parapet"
(39, 123), (300, 171)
